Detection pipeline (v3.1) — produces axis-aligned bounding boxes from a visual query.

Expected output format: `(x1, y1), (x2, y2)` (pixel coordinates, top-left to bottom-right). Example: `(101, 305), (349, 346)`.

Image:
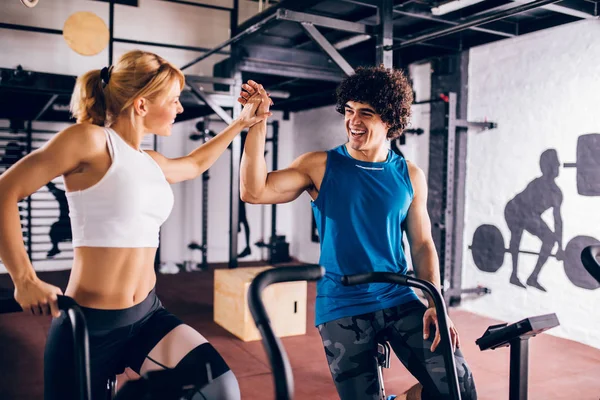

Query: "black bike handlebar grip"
(0, 293), (78, 314)
(0, 293), (91, 400)
(0, 297), (23, 314)
(342, 272), (409, 286)
(249, 265), (325, 326)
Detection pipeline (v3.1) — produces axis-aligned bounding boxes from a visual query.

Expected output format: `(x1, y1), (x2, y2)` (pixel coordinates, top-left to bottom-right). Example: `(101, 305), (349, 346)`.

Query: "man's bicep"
(261, 167), (312, 204)
(405, 198), (433, 250)
(405, 163), (434, 250)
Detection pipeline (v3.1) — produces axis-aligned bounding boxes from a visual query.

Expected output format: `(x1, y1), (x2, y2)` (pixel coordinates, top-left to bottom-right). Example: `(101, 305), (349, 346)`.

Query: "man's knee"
(451, 360), (477, 400)
(458, 366), (477, 400)
(422, 357), (477, 400)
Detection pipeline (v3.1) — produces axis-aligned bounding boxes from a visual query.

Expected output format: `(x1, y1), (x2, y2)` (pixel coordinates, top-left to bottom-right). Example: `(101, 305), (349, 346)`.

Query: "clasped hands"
(236, 80), (273, 128)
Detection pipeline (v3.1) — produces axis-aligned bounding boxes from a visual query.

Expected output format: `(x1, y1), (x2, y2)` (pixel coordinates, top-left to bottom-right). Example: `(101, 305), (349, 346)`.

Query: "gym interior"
(0, 0), (599, 399)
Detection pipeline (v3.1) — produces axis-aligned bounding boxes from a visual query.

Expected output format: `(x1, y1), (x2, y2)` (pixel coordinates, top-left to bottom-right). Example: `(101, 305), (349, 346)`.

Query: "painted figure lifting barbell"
(470, 146), (600, 291)
(504, 149), (564, 292)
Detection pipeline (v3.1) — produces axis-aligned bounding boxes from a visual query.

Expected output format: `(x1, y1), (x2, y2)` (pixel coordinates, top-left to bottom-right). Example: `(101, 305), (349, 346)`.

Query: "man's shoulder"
(404, 159), (424, 176)
(297, 151), (328, 166)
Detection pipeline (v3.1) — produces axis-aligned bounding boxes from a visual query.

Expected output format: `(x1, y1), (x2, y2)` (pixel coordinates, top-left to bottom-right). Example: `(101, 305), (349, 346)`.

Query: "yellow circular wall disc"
(63, 11), (109, 56)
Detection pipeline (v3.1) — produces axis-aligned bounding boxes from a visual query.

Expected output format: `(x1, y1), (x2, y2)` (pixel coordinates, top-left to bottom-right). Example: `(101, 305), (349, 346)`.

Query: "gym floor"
(0, 263), (599, 400)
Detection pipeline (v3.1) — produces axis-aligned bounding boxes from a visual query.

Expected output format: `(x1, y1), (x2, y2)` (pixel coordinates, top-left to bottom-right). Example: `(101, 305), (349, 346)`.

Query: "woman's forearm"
(187, 119), (246, 175)
(0, 197), (37, 285)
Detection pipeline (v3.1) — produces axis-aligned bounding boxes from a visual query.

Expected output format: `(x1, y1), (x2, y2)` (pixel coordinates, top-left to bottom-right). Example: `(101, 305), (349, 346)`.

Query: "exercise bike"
(341, 272), (462, 400)
(473, 245), (598, 400)
(247, 264), (325, 400)
(247, 267), (462, 400)
(0, 290), (92, 400)
(0, 289), (215, 400)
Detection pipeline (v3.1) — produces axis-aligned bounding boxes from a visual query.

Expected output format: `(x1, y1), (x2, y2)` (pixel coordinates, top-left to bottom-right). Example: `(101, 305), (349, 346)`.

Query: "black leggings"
(318, 301), (477, 400)
(44, 289), (239, 400)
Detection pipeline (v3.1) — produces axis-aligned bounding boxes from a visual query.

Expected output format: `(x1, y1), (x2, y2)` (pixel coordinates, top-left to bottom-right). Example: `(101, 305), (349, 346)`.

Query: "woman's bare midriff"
(65, 247), (158, 309)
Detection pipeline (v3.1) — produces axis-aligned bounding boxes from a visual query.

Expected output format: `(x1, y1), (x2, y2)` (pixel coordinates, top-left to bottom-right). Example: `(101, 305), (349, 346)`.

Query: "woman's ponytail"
(70, 69), (107, 126)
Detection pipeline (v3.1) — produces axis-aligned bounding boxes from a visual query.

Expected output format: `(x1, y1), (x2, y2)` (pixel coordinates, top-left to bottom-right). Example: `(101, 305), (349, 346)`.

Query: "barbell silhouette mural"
(469, 135), (600, 292)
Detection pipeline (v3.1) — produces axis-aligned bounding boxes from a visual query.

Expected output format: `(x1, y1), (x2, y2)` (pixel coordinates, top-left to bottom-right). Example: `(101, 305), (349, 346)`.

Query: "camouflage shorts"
(318, 301), (477, 400)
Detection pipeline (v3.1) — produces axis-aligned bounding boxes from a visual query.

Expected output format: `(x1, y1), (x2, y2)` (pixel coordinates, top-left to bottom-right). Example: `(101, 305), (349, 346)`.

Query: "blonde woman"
(0, 50), (271, 399)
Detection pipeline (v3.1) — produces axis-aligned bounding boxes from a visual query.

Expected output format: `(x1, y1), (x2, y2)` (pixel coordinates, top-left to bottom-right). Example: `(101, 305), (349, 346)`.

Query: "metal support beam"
(109, 0), (115, 65)
(160, 0), (233, 12)
(443, 92), (458, 298)
(278, 9), (372, 33)
(334, 34), (372, 50)
(180, 11), (279, 70)
(377, 0), (394, 68)
(509, 338), (529, 400)
(387, 0), (563, 51)
(337, 0), (378, 7)
(0, 22), (230, 58)
(187, 75), (236, 85)
(243, 43), (343, 71)
(25, 121), (33, 262)
(392, 10), (516, 38)
(34, 95), (58, 121)
(0, 67), (75, 95)
(229, 71), (243, 268)
(269, 120), (279, 263)
(231, 0), (239, 35)
(512, 0), (597, 19)
(113, 38), (229, 54)
(186, 80), (233, 124)
(237, 60), (345, 82)
(0, 23), (62, 35)
(300, 23), (355, 76)
(272, 89), (336, 108)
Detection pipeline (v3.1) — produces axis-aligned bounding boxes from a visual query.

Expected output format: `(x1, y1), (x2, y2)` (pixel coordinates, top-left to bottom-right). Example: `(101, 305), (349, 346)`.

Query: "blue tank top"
(311, 144), (420, 326)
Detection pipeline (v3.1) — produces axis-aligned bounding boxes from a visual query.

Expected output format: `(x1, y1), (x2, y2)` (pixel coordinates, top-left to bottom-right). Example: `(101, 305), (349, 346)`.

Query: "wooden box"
(214, 266), (308, 342)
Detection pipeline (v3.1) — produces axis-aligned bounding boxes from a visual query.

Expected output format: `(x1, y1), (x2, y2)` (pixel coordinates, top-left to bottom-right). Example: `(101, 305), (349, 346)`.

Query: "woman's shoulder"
(62, 123), (106, 137)
(55, 123), (107, 149)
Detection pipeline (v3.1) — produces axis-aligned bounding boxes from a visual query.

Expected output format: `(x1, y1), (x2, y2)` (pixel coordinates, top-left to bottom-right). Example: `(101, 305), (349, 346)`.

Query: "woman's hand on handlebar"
(14, 275), (63, 318)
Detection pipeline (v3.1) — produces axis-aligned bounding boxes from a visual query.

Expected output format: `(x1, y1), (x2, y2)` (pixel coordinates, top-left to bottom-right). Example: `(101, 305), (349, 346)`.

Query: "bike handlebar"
(247, 265), (325, 400)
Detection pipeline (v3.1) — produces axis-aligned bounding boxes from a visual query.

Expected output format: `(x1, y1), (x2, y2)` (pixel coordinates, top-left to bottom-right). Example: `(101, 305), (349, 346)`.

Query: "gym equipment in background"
(476, 313), (560, 400)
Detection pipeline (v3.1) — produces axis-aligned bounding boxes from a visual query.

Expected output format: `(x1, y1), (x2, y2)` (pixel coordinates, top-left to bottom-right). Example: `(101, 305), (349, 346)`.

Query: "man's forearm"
(412, 243), (441, 308)
(240, 120), (268, 200)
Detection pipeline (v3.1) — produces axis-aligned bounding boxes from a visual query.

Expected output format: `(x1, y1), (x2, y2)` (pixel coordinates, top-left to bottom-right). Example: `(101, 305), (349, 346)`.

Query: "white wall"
(0, 0), (293, 273)
(462, 19), (600, 349)
(0, 0), (235, 77)
(406, 62), (432, 179)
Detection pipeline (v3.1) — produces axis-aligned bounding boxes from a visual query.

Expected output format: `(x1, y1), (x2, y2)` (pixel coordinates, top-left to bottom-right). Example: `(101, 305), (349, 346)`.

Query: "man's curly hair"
(335, 66), (413, 139)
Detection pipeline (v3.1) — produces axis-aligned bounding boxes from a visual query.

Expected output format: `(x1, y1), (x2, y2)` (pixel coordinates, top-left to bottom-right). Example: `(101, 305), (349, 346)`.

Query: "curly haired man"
(238, 67), (477, 400)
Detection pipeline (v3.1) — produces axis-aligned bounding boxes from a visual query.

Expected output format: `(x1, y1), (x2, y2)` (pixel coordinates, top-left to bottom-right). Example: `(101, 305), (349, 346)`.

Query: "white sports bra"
(66, 127), (174, 248)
